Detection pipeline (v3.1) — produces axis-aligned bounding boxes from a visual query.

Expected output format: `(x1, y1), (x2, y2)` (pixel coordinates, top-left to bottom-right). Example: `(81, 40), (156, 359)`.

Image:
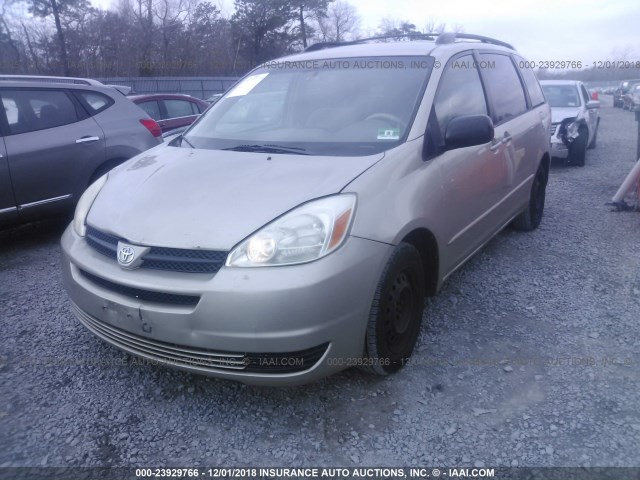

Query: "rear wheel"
(511, 161), (548, 231)
(361, 243), (425, 375)
(569, 127), (587, 166)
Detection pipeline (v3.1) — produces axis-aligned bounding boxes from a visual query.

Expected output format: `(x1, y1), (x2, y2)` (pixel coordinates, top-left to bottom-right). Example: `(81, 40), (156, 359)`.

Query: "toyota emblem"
(118, 246), (135, 265)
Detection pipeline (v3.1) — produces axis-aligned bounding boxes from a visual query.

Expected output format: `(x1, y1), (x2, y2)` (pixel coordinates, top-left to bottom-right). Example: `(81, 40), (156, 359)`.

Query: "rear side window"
(0, 89), (79, 135)
(516, 60), (546, 107)
(479, 54), (527, 124)
(434, 54), (488, 133)
(164, 100), (197, 119)
(138, 100), (161, 120)
(76, 91), (113, 114)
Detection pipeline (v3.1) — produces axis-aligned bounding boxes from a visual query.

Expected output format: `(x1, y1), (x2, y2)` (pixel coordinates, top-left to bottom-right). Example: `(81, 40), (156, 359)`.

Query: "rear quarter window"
(75, 90), (113, 114)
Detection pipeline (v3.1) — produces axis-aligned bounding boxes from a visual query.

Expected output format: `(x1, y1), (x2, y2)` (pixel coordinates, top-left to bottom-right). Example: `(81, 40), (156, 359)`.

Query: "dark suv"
(0, 76), (162, 227)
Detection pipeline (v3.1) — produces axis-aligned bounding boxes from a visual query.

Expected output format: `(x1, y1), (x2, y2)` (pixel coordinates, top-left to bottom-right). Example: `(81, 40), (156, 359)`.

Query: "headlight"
(562, 118), (579, 139)
(226, 194), (356, 267)
(73, 174), (108, 236)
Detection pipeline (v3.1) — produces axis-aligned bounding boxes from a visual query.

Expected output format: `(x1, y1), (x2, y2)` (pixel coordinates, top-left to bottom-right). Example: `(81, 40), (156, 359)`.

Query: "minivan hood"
(87, 146), (383, 250)
(551, 107), (580, 124)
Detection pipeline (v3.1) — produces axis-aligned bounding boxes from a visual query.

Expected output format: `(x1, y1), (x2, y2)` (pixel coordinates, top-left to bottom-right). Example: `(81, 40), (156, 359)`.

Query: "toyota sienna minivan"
(62, 33), (551, 385)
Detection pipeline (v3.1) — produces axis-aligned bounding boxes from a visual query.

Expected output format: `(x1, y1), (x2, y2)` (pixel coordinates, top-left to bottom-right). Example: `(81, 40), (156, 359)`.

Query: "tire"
(588, 121), (598, 149)
(361, 242), (426, 375)
(568, 127), (587, 166)
(511, 161), (548, 231)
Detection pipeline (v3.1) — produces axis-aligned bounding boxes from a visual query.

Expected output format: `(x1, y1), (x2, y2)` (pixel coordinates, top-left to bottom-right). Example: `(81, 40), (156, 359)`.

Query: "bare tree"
(0, 6), (24, 70)
(316, 0), (359, 42)
(423, 18), (446, 34)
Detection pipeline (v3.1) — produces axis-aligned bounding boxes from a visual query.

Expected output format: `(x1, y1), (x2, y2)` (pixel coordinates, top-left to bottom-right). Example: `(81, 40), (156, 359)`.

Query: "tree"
(290, 0), (331, 48)
(0, 7), (24, 70)
(231, 0), (296, 66)
(186, 2), (234, 74)
(316, 0), (359, 42)
(27, 0), (91, 75)
(377, 18), (418, 40)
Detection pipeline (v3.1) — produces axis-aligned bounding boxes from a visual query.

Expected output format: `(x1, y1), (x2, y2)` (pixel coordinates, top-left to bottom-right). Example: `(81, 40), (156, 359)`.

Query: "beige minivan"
(62, 33), (551, 385)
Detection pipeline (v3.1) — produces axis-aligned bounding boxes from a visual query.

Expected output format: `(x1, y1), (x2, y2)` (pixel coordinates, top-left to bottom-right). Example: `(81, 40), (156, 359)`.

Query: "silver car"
(540, 80), (600, 166)
(0, 77), (162, 227)
(62, 33), (551, 385)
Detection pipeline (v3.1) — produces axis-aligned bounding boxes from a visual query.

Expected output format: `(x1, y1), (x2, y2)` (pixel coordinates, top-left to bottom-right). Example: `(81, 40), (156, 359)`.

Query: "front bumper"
(61, 225), (392, 385)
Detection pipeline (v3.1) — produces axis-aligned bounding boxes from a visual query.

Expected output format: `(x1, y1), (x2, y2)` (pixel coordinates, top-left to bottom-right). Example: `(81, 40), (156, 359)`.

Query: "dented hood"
(87, 145), (382, 250)
(551, 107), (580, 124)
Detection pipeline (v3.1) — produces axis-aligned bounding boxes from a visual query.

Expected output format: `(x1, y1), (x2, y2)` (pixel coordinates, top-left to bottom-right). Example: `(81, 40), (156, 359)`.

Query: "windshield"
(184, 56), (433, 156)
(541, 85), (581, 108)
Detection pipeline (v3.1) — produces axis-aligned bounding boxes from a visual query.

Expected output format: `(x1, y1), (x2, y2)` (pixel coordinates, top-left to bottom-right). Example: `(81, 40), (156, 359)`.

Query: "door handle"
(75, 136), (100, 144)
(502, 134), (513, 144)
(489, 140), (501, 152)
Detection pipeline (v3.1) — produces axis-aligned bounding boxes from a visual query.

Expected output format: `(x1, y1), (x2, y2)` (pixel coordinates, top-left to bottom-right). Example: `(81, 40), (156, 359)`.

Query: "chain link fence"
(96, 76), (240, 100)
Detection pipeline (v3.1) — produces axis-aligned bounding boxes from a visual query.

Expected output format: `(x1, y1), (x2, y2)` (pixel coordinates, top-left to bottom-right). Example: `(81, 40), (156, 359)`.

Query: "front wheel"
(569, 128), (587, 166)
(361, 243), (425, 375)
(511, 162), (548, 231)
(588, 121), (598, 149)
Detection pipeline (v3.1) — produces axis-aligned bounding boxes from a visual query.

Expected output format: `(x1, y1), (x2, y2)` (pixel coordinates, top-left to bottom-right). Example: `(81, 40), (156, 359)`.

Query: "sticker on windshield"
(227, 73), (269, 98)
(377, 128), (400, 140)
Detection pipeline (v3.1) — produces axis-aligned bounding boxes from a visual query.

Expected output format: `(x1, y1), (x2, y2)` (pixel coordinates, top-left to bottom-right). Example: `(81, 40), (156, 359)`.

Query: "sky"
(88, 0), (639, 65)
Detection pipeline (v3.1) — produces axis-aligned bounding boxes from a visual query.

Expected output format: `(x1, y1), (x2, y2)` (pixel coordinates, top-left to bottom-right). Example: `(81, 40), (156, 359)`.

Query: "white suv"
(540, 80), (600, 166)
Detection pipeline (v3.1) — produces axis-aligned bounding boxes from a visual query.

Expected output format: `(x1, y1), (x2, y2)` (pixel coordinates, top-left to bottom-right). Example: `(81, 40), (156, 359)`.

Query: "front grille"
(86, 226), (118, 258)
(550, 123), (558, 135)
(86, 226), (227, 274)
(71, 302), (329, 374)
(80, 269), (200, 307)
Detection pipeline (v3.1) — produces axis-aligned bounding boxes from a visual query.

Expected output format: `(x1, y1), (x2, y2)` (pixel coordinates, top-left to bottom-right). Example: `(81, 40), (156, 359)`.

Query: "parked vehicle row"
(61, 32), (552, 385)
(540, 80), (600, 166)
(613, 79), (640, 109)
(0, 77), (217, 227)
(619, 83), (640, 112)
(0, 78), (163, 227)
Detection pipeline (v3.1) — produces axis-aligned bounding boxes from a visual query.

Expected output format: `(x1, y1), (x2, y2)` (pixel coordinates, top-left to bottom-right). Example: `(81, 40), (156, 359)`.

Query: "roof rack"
(0, 75), (132, 95)
(305, 32), (514, 52)
(0, 75), (105, 86)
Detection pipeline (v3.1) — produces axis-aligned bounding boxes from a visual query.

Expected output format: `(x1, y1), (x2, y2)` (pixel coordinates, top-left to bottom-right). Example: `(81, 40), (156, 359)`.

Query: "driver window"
(434, 55), (488, 135)
(580, 85), (590, 104)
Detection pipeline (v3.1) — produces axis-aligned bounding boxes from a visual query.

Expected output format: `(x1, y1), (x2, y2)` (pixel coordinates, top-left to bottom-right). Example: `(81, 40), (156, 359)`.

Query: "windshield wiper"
(222, 144), (309, 155)
(180, 135), (196, 149)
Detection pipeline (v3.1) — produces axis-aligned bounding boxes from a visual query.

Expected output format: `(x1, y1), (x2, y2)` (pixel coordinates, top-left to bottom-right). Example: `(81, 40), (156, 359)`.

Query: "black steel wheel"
(361, 243), (425, 375)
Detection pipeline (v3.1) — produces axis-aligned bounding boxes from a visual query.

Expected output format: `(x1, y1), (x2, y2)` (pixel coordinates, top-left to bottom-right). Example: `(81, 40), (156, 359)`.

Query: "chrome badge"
(118, 246), (135, 265)
(116, 242), (150, 269)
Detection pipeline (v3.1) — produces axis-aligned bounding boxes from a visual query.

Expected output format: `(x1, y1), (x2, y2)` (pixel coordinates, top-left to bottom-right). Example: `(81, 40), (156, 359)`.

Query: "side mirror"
(586, 100), (600, 109)
(444, 115), (494, 150)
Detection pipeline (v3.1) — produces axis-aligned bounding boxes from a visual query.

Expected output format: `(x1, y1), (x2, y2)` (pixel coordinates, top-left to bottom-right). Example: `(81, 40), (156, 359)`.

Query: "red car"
(129, 93), (209, 133)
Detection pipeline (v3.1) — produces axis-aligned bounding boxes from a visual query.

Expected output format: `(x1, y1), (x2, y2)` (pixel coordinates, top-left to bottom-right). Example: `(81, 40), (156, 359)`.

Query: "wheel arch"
(401, 228), (440, 297)
(88, 157), (129, 185)
(540, 151), (550, 178)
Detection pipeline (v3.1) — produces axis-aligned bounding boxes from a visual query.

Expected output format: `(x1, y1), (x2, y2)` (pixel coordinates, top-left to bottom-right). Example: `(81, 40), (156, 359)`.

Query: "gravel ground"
(1, 97), (639, 470)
